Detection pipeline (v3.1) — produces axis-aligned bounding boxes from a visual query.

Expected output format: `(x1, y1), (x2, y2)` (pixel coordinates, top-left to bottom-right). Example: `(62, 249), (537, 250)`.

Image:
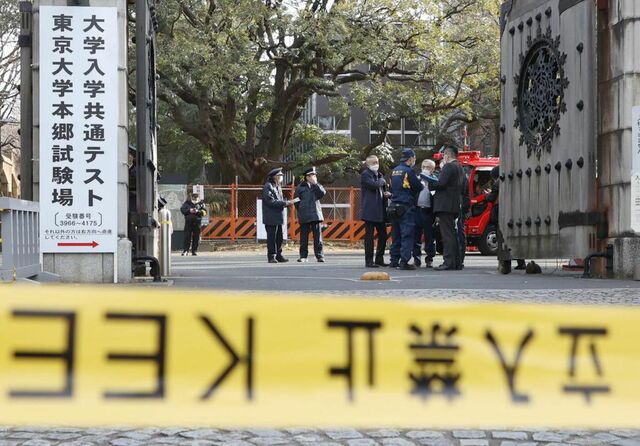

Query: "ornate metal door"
(500, 0), (598, 259)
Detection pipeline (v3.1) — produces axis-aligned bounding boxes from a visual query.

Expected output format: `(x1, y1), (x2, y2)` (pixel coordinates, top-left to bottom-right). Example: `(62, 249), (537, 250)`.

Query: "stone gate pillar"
(597, 0), (640, 279)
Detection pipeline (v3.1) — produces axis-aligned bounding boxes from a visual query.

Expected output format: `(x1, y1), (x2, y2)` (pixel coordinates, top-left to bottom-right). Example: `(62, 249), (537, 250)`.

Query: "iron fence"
(187, 184), (370, 241)
(0, 197), (40, 281)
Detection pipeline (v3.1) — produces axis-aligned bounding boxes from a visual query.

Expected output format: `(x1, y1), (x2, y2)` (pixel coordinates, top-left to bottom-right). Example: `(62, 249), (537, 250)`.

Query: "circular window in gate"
(513, 27), (569, 159)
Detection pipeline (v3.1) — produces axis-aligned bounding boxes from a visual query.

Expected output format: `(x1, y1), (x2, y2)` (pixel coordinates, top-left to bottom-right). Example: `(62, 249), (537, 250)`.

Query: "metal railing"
(195, 184), (369, 242)
(0, 197), (40, 281)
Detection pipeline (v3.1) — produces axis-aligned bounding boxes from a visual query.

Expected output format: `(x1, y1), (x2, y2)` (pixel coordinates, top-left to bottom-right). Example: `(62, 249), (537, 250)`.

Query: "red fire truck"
(433, 151), (500, 255)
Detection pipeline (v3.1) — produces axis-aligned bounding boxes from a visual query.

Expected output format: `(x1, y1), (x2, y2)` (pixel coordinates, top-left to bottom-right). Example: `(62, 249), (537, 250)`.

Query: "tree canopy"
(154, 0), (501, 182)
(0, 0), (20, 155)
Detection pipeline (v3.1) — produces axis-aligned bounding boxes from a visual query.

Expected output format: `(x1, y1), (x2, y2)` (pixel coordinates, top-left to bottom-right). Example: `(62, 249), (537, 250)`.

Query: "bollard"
(159, 207), (173, 277)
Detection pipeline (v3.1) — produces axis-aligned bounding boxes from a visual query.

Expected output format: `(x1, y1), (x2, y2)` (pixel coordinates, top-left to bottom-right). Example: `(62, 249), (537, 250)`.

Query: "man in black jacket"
(429, 147), (464, 270)
(262, 167), (295, 263)
(360, 155), (391, 267)
(295, 167), (326, 262)
(180, 193), (207, 256)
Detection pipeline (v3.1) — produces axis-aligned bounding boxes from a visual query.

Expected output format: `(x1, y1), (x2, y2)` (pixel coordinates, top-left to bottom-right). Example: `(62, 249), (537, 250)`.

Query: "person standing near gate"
(181, 192), (207, 256)
(360, 155), (392, 267)
(262, 167), (296, 263)
(414, 159), (437, 268)
(428, 147), (464, 270)
(388, 148), (423, 270)
(295, 167), (326, 263)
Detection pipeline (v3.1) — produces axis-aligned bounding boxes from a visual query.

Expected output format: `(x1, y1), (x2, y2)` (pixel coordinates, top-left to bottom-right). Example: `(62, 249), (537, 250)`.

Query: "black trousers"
(364, 221), (387, 263)
(299, 222), (323, 259)
(183, 220), (201, 253)
(456, 212), (466, 268)
(265, 224), (283, 260)
(437, 212), (459, 268)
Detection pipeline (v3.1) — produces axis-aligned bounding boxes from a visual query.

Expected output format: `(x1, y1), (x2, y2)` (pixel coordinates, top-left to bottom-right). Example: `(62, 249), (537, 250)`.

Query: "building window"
(317, 115), (351, 134)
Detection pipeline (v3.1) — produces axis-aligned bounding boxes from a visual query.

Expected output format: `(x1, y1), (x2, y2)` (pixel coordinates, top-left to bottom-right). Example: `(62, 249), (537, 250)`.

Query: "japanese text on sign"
(39, 6), (118, 253)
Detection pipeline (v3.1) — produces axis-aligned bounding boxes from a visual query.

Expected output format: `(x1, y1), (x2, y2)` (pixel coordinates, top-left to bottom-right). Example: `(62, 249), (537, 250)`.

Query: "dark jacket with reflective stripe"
(390, 163), (423, 206)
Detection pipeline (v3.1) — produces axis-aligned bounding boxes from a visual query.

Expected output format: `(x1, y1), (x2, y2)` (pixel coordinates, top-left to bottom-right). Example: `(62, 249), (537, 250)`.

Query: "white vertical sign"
(39, 6), (118, 253)
(632, 106), (640, 233)
(633, 106), (640, 171)
(632, 171), (640, 234)
(256, 199), (288, 240)
(192, 184), (205, 199)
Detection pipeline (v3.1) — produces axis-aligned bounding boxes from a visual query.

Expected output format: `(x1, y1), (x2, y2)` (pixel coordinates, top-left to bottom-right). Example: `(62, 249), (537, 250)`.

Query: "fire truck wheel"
(479, 224), (498, 256)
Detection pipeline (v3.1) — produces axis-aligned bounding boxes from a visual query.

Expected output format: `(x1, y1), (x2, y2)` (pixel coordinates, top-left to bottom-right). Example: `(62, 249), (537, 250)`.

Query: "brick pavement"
(0, 427), (639, 446)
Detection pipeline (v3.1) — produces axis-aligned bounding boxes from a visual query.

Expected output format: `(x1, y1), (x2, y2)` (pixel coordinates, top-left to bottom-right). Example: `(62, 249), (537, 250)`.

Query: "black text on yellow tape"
(0, 287), (639, 428)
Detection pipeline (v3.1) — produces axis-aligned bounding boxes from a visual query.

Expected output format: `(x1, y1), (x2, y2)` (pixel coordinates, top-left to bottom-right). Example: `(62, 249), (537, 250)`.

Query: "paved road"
(167, 251), (640, 305)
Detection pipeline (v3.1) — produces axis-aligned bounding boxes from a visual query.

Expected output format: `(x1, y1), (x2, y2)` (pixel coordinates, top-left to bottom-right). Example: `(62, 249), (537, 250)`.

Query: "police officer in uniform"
(180, 193), (207, 256)
(262, 167), (295, 263)
(295, 167), (326, 262)
(389, 148), (424, 270)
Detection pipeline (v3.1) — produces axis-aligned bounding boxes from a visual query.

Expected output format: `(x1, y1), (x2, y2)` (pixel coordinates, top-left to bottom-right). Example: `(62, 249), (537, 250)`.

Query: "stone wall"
(597, 0), (640, 279)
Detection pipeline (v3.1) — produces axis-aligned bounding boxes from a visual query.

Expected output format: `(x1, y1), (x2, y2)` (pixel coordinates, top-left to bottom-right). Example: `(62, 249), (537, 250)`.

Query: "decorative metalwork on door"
(513, 27), (569, 159)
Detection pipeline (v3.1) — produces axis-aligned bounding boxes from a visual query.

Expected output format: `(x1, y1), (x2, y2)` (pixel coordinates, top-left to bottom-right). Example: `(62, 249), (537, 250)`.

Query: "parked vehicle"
(432, 151), (500, 256)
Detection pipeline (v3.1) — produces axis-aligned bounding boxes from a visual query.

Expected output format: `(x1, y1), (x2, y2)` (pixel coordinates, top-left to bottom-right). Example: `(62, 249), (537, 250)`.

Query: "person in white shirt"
(413, 159), (437, 268)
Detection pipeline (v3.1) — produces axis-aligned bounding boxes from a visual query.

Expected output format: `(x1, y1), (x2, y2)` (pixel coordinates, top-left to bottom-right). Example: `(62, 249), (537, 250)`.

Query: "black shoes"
(389, 262), (399, 268)
(425, 260), (433, 268)
(317, 257), (325, 263)
(268, 258), (278, 264)
(434, 264), (454, 271)
(414, 258), (422, 267)
(181, 251), (188, 256)
(191, 252), (197, 256)
(365, 262), (380, 268)
(399, 262), (417, 270)
(375, 260), (390, 267)
(276, 256), (289, 263)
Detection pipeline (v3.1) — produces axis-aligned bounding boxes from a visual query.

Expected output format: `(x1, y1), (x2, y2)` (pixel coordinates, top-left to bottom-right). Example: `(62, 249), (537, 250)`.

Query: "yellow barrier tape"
(0, 287), (639, 428)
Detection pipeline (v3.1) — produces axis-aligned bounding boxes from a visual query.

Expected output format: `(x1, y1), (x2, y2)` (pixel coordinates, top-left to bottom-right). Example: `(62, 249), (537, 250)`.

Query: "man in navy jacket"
(262, 167), (294, 263)
(360, 155), (391, 267)
(295, 167), (326, 262)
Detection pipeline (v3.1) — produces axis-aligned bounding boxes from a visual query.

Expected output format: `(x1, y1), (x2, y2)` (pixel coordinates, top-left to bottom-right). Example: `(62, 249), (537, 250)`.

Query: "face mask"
(422, 169), (430, 176)
(369, 164), (379, 172)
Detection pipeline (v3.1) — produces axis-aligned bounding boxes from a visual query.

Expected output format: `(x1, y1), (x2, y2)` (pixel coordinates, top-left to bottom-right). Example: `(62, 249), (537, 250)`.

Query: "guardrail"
(0, 197), (40, 281)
